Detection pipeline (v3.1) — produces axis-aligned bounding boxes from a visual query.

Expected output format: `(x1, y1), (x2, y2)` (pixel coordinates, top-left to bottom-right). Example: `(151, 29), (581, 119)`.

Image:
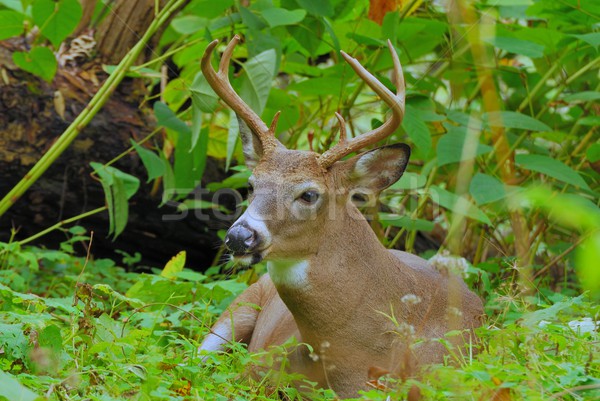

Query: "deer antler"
(318, 40), (405, 169)
(201, 35), (280, 153)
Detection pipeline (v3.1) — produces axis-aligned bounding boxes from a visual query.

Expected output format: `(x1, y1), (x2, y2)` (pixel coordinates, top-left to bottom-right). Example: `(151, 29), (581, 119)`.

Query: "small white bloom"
(401, 294), (422, 305)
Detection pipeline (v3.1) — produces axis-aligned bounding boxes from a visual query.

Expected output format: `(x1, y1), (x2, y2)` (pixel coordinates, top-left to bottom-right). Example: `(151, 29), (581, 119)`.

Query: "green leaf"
(563, 91), (600, 102)
(239, 6), (267, 30)
(294, 0), (333, 17)
(486, 36), (545, 58)
(262, 8), (306, 27)
(287, 76), (343, 96)
(130, 140), (166, 182)
(90, 163), (140, 238)
(0, 10), (24, 40)
(379, 213), (435, 232)
(576, 232), (600, 300)
(12, 46), (57, 82)
(469, 173), (506, 205)
(239, 49), (277, 116)
(523, 187), (600, 232)
(161, 251), (186, 280)
(154, 101), (191, 135)
(0, 0), (26, 12)
(190, 71), (219, 113)
(578, 116), (600, 126)
(390, 172), (427, 190)
(429, 185), (492, 225)
(574, 33), (600, 48)
(171, 15), (208, 35)
(38, 324), (62, 353)
(436, 127), (493, 166)
(586, 143), (600, 163)
(32, 0), (82, 47)
(402, 105), (431, 159)
(288, 16), (324, 57)
(0, 370), (40, 401)
(516, 154), (590, 191)
(483, 111), (551, 131)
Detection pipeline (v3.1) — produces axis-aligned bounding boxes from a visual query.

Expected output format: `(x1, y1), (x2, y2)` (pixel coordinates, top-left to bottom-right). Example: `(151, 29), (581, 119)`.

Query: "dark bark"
(0, 0), (227, 269)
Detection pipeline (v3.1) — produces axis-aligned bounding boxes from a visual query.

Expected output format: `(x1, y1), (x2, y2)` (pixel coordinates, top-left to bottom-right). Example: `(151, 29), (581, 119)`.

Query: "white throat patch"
(267, 260), (309, 288)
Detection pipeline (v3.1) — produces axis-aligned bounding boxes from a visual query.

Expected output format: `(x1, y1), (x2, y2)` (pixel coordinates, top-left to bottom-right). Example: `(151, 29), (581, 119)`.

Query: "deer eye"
(299, 190), (320, 204)
(247, 183), (254, 195)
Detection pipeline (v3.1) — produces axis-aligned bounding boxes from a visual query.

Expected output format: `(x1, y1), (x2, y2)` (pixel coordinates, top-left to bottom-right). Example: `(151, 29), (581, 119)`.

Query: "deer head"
(201, 35), (409, 266)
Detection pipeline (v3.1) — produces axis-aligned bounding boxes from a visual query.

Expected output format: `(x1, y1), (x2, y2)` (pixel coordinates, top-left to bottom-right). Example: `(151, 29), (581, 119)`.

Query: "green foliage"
(12, 47), (57, 83)
(1, 0), (599, 399)
(1, 239), (599, 400)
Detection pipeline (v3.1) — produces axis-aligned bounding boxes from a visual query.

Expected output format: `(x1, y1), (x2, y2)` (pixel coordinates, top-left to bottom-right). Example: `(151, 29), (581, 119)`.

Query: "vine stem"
(17, 207), (107, 245)
(0, 0), (188, 218)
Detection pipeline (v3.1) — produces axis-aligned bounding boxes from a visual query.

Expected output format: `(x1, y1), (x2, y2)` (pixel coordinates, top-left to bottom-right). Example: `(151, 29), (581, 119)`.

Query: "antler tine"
(201, 35), (279, 151)
(318, 40), (405, 169)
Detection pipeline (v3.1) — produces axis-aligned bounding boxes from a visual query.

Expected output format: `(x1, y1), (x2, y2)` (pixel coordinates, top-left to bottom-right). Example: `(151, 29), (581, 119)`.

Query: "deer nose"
(225, 224), (258, 254)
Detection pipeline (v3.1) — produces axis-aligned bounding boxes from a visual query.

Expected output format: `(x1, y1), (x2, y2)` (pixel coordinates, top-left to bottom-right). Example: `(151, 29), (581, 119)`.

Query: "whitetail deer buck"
(199, 35), (483, 398)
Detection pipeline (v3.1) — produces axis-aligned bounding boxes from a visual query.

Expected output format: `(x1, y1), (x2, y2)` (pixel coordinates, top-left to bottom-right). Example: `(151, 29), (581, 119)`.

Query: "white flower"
(401, 294), (422, 305)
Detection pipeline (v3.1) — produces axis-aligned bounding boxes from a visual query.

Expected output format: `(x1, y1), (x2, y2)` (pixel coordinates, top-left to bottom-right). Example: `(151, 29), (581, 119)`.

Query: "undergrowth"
(0, 232), (598, 401)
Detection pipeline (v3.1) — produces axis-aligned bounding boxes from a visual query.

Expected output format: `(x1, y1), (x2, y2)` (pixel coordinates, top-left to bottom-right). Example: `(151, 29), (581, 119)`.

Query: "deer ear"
(340, 143), (411, 193)
(237, 115), (263, 169)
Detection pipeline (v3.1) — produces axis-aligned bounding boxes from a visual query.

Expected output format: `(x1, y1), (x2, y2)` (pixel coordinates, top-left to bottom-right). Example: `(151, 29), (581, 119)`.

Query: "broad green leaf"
(0, 370), (40, 401)
(262, 8), (306, 27)
(563, 91), (600, 102)
(0, 10), (24, 39)
(486, 36), (544, 58)
(287, 76), (343, 96)
(574, 33), (600, 48)
(469, 173), (506, 205)
(390, 172), (427, 190)
(184, 0), (234, 19)
(516, 154), (590, 191)
(437, 127), (492, 166)
(578, 116), (600, 126)
(429, 185), (492, 225)
(288, 16), (324, 57)
(112, 173), (129, 239)
(379, 213), (435, 232)
(32, 0), (82, 47)
(402, 105), (431, 159)
(586, 143), (600, 163)
(126, 274), (193, 304)
(239, 49), (277, 115)
(154, 101), (191, 135)
(239, 6), (266, 30)
(190, 71), (219, 113)
(171, 15), (208, 34)
(12, 46), (57, 82)
(130, 140), (166, 182)
(0, 0), (25, 12)
(523, 187), (600, 232)
(161, 251), (186, 280)
(91, 163), (140, 239)
(483, 111), (551, 132)
(294, 0), (333, 17)
(38, 324), (62, 352)
(576, 232), (600, 300)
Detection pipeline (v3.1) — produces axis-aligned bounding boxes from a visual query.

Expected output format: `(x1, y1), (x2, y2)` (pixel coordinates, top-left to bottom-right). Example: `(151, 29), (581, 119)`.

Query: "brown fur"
(200, 146), (484, 398)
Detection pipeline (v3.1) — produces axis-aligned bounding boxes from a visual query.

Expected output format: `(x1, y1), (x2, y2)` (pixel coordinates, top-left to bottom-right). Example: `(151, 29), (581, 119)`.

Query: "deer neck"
(267, 207), (414, 341)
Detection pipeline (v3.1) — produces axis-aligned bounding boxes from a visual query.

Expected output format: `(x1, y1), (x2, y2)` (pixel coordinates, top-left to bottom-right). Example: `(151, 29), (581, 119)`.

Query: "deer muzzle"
(225, 224), (259, 255)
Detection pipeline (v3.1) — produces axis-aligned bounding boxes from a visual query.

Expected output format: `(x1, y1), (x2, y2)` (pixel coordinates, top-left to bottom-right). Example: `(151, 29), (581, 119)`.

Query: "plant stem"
(18, 207), (107, 246)
(0, 0), (188, 218)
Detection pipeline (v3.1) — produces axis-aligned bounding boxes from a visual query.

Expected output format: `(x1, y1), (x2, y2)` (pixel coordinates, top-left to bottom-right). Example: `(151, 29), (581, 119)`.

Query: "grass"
(0, 234), (598, 401)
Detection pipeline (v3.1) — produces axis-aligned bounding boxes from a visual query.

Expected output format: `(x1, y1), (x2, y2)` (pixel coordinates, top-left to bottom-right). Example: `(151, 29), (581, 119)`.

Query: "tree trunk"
(0, 0), (227, 269)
